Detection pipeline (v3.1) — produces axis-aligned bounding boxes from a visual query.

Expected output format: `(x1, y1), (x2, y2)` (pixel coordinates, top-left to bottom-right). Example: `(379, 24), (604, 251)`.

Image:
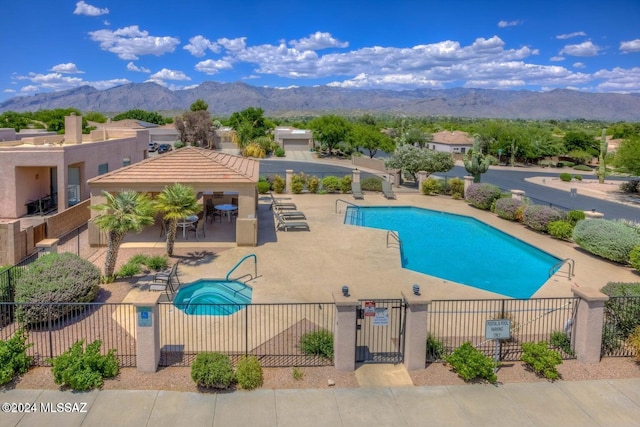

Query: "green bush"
(321, 176), (341, 193)
(559, 173), (572, 182)
(521, 341), (562, 381)
(272, 175), (285, 193)
(522, 205), (564, 232)
(360, 176), (383, 192)
(549, 330), (574, 357)
(116, 262), (142, 278)
(557, 161), (575, 168)
(573, 174), (582, 181)
(567, 210), (586, 226)
(444, 342), (497, 383)
(274, 147), (285, 157)
(257, 181), (271, 194)
(0, 328), (32, 385)
(573, 219), (640, 264)
(235, 355), (263, 390)
(146, 255), (169, 272)
(494, 198), (525, 221)
(307, 176), (320, 193)
(421, 177), (441, 195)
(600, 282), (640, 352)
(630, 247), (640, 271)
(190, 352), (235, 389)
(426, 333), (445, 361)
(629, 327), (640, 362)
(291, 174), (306, 194)
(340, 176), (352, 193)
(447, 177), (465, 198)
(547, 220), (574, 241)
(300, 330), (334, 360)
(538, 159), (555, 167)
(14, 253), (100, 325)
(50, 339), (119, 391)
(129, 254), (149, 265)
(573, 164), (593, 171)
(465, 183), (502, 210)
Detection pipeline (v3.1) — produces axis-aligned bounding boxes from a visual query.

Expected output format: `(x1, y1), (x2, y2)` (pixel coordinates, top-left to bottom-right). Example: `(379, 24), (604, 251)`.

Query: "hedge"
(573, 219), (640, 264)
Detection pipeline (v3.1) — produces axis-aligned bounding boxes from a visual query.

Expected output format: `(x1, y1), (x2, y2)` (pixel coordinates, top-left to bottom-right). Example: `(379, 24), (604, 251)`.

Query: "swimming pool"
(345, 206), (560, 298)
(173, 279), (253, 316)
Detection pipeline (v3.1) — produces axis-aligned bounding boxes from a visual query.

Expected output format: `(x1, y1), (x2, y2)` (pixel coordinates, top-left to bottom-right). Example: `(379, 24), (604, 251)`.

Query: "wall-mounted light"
(342, 285), (349, 297)
(412, 284), (420, 296)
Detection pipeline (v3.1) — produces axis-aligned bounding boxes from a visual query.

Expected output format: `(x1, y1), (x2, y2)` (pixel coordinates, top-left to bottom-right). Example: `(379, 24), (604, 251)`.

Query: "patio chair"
(274, 212), (309, 231)
(381, 180), (396, 200)
(154, 261), (181, 287)
(351, 181), (364, 200)
(187, 218), (206, 240)
(275, 208), (307, 220)
(269, 192), (297, 210)
(149, 274), (176, 299)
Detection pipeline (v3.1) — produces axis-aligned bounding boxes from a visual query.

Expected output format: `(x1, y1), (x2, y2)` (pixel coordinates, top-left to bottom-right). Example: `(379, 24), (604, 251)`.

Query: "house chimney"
(64, 113), (83, 144)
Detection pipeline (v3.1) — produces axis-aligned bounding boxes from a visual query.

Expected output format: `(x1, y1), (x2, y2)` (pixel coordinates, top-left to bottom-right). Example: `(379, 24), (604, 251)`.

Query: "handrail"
(386, 230), (402, 249)
(549, 258), (575, 279)
(335, 199), (358, 214)
(226, 254), (257, 282)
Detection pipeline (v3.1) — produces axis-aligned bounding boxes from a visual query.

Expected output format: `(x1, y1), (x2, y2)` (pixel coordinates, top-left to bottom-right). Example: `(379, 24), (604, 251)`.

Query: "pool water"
(345, 206), (560, 298)
(173, 279), (252, 315)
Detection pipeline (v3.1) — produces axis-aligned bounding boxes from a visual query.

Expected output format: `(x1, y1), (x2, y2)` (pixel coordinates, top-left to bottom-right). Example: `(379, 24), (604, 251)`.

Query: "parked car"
(148, 142), (159, 152)
(157, 144), (172, 154)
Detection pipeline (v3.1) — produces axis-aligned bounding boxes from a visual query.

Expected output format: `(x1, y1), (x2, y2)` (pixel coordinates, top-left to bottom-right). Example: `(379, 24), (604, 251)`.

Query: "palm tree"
(90, 190), (155, 279)
(154, 183), (201, 256)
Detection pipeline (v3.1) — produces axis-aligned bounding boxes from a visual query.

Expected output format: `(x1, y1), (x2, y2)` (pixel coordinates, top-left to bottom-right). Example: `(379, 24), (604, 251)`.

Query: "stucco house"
(274, 127), (314, 151)
(430, 131), (474, 156)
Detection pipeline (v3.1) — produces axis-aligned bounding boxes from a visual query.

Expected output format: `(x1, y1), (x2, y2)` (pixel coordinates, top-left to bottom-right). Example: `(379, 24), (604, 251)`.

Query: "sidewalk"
(2, 378), (640, 426)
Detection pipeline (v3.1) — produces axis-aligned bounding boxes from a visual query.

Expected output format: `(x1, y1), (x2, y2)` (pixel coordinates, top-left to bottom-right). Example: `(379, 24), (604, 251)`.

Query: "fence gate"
(356, 299), (406, 363)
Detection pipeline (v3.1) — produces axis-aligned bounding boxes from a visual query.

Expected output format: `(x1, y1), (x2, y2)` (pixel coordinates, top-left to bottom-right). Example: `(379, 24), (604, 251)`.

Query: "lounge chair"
(154, 261), (181, 287)
(274, 212), (309, 231)
(351, 181), (364, 200)
(269, 192), (297, 210)
(381, 180), (396, 199)
(276, 209), (307, 220)
(149, 275), (176, 299)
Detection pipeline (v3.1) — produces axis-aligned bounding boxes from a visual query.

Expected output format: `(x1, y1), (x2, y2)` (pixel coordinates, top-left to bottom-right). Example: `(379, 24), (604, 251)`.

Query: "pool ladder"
(386, 231), (402, 250)
(226, 254), (258, 283)
(549, 258), (575, 279)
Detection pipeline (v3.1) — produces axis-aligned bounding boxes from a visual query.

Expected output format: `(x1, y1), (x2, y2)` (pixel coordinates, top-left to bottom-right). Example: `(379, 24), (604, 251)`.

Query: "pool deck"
(159, 192), (638, 303)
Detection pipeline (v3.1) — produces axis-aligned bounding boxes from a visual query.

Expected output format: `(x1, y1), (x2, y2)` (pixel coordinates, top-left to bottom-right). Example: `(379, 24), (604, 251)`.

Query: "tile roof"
(432, 131), (474, 145)
(88, 146), (259, 186)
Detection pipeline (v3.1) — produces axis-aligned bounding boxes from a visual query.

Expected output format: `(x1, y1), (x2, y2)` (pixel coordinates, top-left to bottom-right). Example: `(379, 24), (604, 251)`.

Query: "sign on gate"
(373, 307), (389, 326)
(364, 301), (376, 317)
(485, 319), (511, 339)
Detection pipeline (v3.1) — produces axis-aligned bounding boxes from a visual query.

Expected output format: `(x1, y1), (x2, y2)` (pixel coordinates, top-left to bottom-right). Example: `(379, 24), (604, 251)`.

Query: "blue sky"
(2, 0), (639, 103)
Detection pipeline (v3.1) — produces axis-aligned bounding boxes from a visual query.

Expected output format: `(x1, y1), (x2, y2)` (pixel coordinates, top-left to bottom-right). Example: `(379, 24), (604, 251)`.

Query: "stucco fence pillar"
(352, 169), (361, 184)
(511, 189), (525, 201)
(463, 176), (475, 199)
(416, 171), (429, 193)
(333, 288), (359, 371)
(285, 169), (293, 194)
(402, 287), (430, 370)
(571, 287), (609, 364)
(131, 291), (162, 372)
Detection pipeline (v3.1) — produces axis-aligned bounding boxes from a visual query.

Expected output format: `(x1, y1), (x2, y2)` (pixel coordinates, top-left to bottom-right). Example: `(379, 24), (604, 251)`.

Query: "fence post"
(463, 176), (474, 198)
(333, 289), (359, 371)
(571, 287), (609, 364)
(401, 288), (430, 370)
(132, 292), (162, 372)
(417, 171), (428, 192)
(511, 189), (525, 201)
(352, 169), (361, 184)
(285, 169), (293, 194)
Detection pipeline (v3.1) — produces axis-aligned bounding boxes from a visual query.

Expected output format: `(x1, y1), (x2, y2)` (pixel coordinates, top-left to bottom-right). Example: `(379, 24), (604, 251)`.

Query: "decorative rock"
(327, 379), (335, 387)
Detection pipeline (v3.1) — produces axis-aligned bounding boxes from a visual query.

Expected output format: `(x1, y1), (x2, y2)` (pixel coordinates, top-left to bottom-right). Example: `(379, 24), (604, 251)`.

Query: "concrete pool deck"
(148, 192), (639, 303)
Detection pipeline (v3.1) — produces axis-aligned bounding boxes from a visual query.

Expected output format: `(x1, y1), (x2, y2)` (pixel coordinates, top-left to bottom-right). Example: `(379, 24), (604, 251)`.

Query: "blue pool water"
(173, 279), (252, 315)
(345, 206), (560, 298)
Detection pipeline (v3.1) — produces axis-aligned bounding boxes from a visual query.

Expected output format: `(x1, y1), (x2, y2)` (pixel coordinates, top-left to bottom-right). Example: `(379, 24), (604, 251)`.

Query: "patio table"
(177, 215), (198, 238)
(214, 204), (238, 222)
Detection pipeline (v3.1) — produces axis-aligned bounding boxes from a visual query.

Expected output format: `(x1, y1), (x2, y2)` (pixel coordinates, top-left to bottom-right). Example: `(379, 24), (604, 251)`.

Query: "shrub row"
(191, 352), (263, 390)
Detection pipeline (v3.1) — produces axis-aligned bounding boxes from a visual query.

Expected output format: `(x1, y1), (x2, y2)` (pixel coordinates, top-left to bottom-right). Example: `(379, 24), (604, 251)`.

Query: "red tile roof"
(432, 131), (474, 145)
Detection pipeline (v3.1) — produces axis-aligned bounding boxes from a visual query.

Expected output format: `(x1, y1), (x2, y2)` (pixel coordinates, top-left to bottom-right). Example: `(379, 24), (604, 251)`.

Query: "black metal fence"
(426, 297), (578, 362)
(0, 250), (44, 302)
(158, 302), (335, 367)
(56, 222), (100, 259)
(0, 302), (137, 367)
(602, 296), (640, 357)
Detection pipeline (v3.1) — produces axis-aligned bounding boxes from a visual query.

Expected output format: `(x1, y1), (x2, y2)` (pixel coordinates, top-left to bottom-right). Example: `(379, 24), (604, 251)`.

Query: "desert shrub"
(548, 220), (574, 241)
(145, 255), (169, 272)
(360, 176), (383, 192)
(116, 262), (142, 278)
(521, 341), (562, 381)
(321, 176), (341, 193)
(629, 327), (640, 362)
(567, 210), (585, 226)
(292, 367), (304, 380)
(421, 177), (441, 195)
(549, 330), (574, 357)
(235, 355), (263, 390)
(50, 339), (119, 391)
(291, 173), (306, 194)
(307, 176), (320, 193)
(600, 282), (640, 352)
(300, 330), (334, 360)
(494, 198), (525, 221)
(557, 161), (575, 168)
(573, 219), (640, 264)
(128, 254), (149, 265)
(573, 164), (593, 171)
(272, 175), (285, 193)
(242, 142), (266, 158)
(191, 352), (235, 389)
(340, 175), (352, 193)
(14, 253), (100, 325)
(559, 173), (572, 182)
(465, 183), (502, 210)
(426, 333), (445, 361)
(444, 342), (497, 383)
(0, 328), (32, 385)
(257, 181), (271, 194)
(630, 247), (640, 271)
(573, 174), (582, 181)
(620, 180), (640, 193)
(274, 147), (285, 157)
(538, 159), (555, 167)
(522, 205), (564, 232)
(447, 177), (465, 198)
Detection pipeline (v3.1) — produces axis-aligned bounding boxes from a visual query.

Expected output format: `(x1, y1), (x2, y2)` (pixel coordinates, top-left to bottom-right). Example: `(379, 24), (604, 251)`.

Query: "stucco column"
(463, 176), (475, 199)
(285, 169), (293, 194)
(132, 292), (162, 372)
(333, 289), (359, 371)
(417, 171), (428, 192)
(571, 287), (609, 364)
(352, 169), (361, 183)
(511, 189), (525, 201)
(36, 238), (59, 254)
(401, 287), (430, 371)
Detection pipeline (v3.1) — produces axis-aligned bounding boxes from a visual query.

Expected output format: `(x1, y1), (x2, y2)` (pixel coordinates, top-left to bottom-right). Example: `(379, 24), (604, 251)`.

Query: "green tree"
(404, 127), (433, 148)
(348, 123), (394, 158)
(90, 191), (155, 278)
(385, 145), (455, 182)
(308, 115), (352, 155)
(563, 130), (597, 154)
(112, 109), (168, 125)
(227, 107), (274, 140)
(153, 183), (201, 256)
(190, 99), (209, 112)
(83, 112), (108, 123)
(614, 135), (640, 175)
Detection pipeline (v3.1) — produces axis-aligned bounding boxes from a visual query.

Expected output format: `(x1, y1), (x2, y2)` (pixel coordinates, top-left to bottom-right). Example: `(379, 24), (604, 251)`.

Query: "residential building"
(274, 127), (314, 151)
(430, 130), (474, 156)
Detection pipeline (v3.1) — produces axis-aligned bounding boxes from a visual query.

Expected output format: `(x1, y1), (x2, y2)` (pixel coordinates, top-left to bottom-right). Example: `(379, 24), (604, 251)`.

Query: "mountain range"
(2, 81), (640, 121)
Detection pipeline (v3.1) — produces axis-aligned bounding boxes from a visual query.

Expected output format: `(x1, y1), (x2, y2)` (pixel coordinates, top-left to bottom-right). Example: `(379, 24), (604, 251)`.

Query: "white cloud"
(498, 20), (522, 28)
(573, 62), (586, 68)
(149, 68), (191, 81)
(556, 31), (586, 40)
(13, 71), (128, 94)
(194, 59), (233, 75)
(126, 62), (150, 73)
(88, 26), (180, 60)
(183, 35), (221, 57)
(217, 37), (247, 52)
(559, 41), (601, 57)
(3, 89), (16, 93)
(620, 39), (640, 53)
(50, 63), (84, 74)
(21, 85), (39, 93)
(73, 1), (109, 16)
(550, 56), (565, 61)
(289, 32), (348, 50)
(593, 67), (640, 92)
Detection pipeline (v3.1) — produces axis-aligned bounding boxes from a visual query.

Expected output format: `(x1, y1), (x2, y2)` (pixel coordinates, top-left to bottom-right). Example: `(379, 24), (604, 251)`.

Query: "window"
(123, 157), (131, 167)
(98, 163), (109, 175)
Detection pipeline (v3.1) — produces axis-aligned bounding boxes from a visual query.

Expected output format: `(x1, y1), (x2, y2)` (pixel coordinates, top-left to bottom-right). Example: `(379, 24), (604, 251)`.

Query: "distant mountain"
(2, 81), (640, 121)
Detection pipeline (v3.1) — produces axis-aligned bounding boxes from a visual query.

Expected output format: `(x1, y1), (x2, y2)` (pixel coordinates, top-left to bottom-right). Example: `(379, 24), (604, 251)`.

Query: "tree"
(385, 145), (455, 182)
(112, 109), (168, 125)
(404, 127), (433, 148)
(348, 123), (394, 158)
(563, 130), (597, 155)
(308, 115), (352, 155)
(175, 110), (215, 148)
(83, 112), (107, 123)
(190, 99), (209, 112)
(227, 107), (274, 140)
(614, 135), (640, 176)
(90, 191), (155, 279)
(153, 183), (201, 256)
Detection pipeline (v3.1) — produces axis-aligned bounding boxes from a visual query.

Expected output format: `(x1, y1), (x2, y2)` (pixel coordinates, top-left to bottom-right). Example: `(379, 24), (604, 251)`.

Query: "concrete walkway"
(2, 378), (640, 426)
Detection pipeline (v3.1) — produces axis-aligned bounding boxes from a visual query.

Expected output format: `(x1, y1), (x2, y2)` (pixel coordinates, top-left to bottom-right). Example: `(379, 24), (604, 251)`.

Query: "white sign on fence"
(373, 308), (389, 326)
(485, 319), (511, 340)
